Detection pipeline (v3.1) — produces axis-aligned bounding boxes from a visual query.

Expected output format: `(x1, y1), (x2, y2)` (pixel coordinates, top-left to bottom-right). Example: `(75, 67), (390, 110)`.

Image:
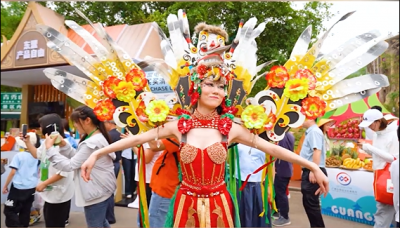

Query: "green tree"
(48, 2), (333, 96)
(1, 1), (28, 43)
(1, 85), (21, 92)
(1, 2), (333, 96)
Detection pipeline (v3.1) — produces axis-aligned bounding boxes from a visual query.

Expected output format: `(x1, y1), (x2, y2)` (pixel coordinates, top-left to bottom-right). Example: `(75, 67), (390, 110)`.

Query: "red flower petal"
(178, 118), (193, 134)
(103, 76), (122, 99)
(93, 99), (116, 121)
(197, 64), (208, 75)
(266, 66), (289, 89)
(218, 117), (233, 136)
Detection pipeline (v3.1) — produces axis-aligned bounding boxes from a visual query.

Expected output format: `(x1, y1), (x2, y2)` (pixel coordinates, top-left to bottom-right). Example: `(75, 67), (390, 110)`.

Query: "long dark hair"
(377, 118), (388, 131)
(38, 113), (66, 139)
(33, 133), (41, 148)
(70, 105), (112, 144)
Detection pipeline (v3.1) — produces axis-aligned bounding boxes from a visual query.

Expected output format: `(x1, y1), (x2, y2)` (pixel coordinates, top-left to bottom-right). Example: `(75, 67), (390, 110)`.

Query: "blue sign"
(321, 168), (377, 226)
(145, 71), (173, 93)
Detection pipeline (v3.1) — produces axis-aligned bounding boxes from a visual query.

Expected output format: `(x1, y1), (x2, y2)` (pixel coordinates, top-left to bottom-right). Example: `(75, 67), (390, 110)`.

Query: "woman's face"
(323, 122), (334, 133)
(73, 119), (86, 136)
(198, 79), (225, 109)
(369, 120), (380, 132)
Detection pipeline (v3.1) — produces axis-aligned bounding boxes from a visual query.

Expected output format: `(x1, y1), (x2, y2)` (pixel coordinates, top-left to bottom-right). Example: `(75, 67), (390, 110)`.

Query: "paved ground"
(1, 191), (371, 228)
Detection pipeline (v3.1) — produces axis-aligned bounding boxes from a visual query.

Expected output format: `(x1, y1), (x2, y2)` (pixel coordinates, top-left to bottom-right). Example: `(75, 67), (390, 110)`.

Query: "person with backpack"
(147, 138), (180, 227)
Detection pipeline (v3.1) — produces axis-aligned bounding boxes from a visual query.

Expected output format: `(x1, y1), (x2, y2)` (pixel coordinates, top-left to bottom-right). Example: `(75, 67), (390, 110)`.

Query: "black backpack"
(155, 138), (180, 175)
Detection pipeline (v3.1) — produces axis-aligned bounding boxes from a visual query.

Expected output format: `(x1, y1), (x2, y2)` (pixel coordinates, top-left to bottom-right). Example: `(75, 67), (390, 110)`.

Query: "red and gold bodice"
(173, 110), (235, 228)
(180, 141), (228, 190)
(178, 110), (232, 191)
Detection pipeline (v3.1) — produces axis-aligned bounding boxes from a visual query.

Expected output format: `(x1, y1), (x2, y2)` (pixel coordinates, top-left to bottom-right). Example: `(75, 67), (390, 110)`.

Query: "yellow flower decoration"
(241, 105), (267, 129)
(115, 81), (136, 103)
(145, 100), (170, 123)
(283, 78), (309, 102)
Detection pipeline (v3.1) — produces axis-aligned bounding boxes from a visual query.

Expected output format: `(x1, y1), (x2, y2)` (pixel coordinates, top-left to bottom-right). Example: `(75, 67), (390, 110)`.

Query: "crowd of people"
(1, 102), (399, 228)
(1, 101), (399, 228)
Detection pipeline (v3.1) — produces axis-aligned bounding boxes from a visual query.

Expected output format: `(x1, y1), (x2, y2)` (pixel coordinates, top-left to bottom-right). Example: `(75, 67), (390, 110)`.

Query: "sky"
(293, 1), (400, 54)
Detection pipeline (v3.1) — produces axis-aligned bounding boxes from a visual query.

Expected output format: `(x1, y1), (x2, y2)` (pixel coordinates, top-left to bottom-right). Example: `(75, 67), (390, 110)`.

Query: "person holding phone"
(2, 132), (40, 227)
(42, 106), (116, 228)
(23, 114), (74, 228)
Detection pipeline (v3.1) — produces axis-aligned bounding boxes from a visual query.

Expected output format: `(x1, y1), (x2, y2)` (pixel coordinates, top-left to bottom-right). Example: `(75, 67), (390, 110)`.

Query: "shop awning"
(1, 112), (21, 119)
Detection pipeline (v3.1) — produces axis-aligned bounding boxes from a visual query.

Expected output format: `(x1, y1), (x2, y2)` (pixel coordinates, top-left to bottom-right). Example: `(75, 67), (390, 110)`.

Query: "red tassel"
(239, 158), (276, 191)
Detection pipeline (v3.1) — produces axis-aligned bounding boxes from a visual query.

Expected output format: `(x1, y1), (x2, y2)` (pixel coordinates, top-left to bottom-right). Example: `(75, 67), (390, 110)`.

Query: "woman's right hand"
(312, 167), (329, 197)
(81, 153), (98, 182)
(20, 133), (30, 144)
(2, 186), (9, 194)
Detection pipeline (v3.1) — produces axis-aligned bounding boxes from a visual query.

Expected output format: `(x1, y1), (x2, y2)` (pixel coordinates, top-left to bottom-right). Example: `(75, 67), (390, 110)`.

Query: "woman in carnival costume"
(38, 8), (390, 227)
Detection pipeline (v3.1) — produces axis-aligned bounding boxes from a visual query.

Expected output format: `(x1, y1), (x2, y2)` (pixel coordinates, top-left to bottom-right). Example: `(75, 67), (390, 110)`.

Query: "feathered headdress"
(242, 11), (390, 141)
(37, 9), (390, 227)
(37, 9), (390, 141)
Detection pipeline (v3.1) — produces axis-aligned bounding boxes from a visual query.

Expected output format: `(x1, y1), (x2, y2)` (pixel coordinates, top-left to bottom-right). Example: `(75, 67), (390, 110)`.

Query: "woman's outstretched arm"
(229, 123), (329, 196)
(81, 121), (179, 181)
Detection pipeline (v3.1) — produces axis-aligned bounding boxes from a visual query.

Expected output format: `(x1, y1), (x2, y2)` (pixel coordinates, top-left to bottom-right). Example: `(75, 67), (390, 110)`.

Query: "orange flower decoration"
(126, 68), (147, 91)
(93, 99), (116, 121)
(295, 69), (317, 90)
(135, 101), (149, 122)
(266, 66), (290, 88)
(301, 96), (327, 119)
(103, 76), (121, 98)
(264, 111), (277, 131)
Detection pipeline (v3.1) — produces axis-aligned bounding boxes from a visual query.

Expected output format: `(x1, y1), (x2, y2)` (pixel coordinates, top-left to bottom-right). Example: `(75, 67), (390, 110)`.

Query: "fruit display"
(341, 147), (359, 160)
(328, 118), (362, 139)
(326, 157), (341, 167)
(342, 158), (364, 169)
(326, 145), (344, 167)
(363, 159), (373, 171)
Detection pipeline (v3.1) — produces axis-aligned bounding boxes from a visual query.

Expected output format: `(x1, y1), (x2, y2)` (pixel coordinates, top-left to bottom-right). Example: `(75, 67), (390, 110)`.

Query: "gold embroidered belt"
(180, 180), (226, 198)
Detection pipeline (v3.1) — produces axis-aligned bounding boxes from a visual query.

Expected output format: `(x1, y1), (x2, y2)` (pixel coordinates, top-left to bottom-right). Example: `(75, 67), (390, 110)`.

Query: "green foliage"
(345, 67), (367, 79)
(292, 127), (305, 151)
(379, 52), (399, 116)
(1, 1), (333, 97)
(1, 1), (28, 43)
(1, 85), (21, 92)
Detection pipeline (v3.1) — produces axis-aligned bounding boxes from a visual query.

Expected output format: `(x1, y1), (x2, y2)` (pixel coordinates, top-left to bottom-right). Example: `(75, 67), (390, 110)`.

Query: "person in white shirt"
(127, 143), (161, 209)
(384, 114), (399, 132)
(25, 114), (74, 228)
(43, 106), (116, 228)
(363, 106), (383, 140)
(121, 147), (136, 199)
(390, 156), (399, 228)
(358, 109), (399, 228)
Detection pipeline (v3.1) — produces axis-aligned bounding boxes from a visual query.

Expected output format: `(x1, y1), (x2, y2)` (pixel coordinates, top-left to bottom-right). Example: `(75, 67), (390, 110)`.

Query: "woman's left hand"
(81, 153), (97, 182)
(312, 168), (329, 197)
(44, 134), (57, 150)
(36, 182), (47, 192)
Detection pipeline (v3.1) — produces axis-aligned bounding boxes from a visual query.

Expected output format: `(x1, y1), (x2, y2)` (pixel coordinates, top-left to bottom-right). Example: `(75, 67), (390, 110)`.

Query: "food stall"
(320, 94), (391, 226)
(322, 138), (375, 226)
